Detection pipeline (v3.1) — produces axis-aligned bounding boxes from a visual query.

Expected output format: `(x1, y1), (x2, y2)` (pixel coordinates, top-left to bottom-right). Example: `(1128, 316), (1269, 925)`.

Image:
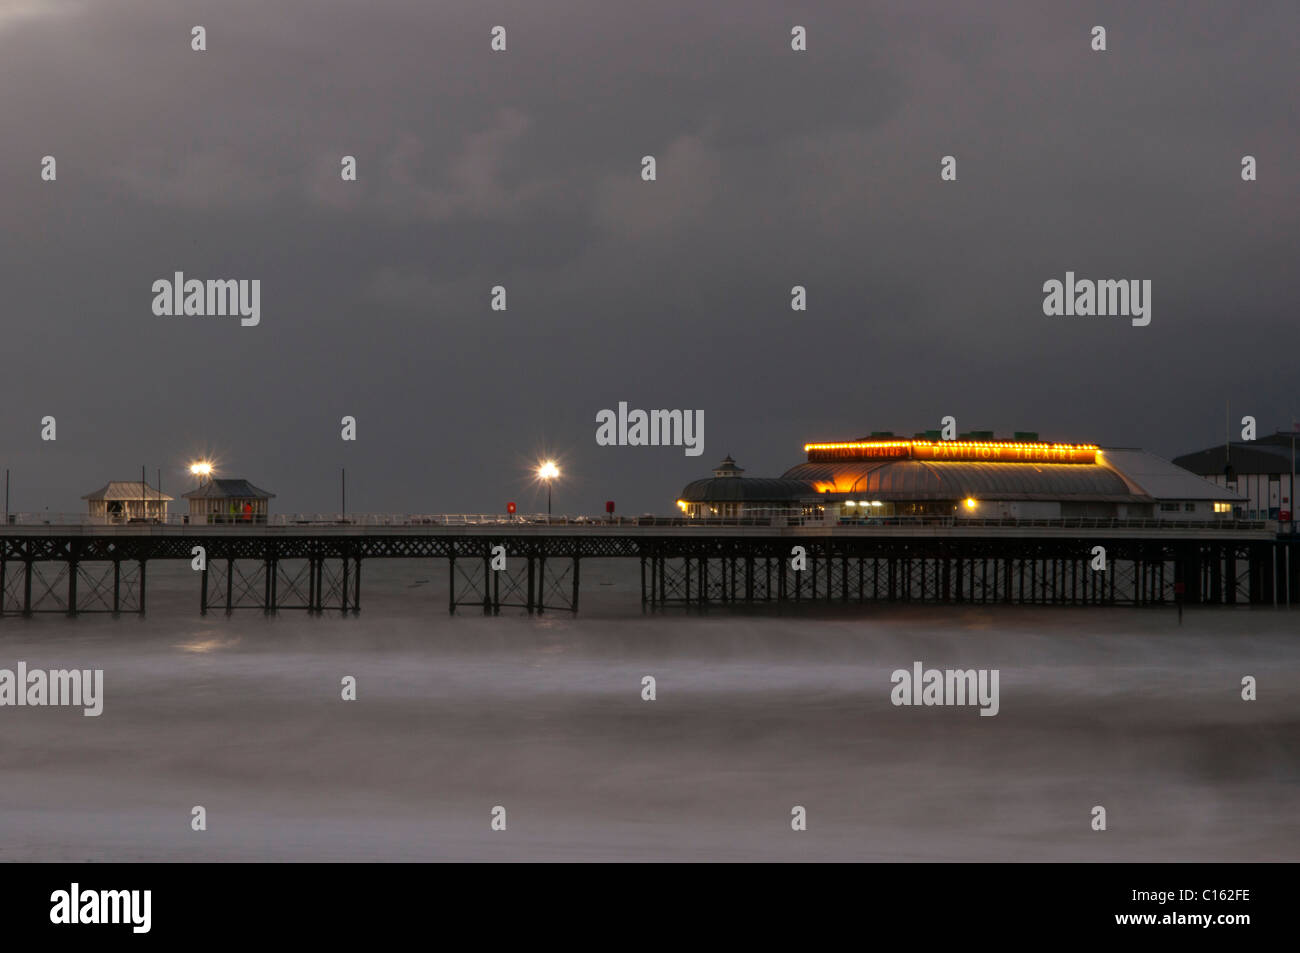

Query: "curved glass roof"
(779, 460), (1140, 501)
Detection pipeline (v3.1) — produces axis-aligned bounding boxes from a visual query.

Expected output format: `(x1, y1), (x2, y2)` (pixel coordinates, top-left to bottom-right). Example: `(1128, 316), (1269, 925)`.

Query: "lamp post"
(537, 460), (560, 518)
(189, 462), (212, 525)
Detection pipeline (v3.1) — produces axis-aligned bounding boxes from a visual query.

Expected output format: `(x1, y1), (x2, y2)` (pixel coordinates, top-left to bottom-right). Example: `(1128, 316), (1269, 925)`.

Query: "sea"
(1, 559), (1296, 861)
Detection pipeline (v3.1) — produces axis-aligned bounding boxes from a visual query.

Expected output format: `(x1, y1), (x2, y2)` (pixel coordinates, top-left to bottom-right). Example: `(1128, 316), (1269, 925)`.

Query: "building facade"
(1173, 429), (1297, 524)
(183, 479), (275, 524)
(82, 481), (173, 522)
(679, 433), (1244, 523)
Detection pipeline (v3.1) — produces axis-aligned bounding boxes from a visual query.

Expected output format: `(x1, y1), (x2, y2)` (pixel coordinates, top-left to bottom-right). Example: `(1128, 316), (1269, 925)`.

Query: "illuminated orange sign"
(803, 440), (1098, 465)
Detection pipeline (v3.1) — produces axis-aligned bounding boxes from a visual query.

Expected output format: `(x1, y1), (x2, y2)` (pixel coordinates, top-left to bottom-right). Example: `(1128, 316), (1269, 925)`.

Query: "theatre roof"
(1099, 449), (1245, 501)
(678, 477), (815, 503)
(779, 460), (1142, 502)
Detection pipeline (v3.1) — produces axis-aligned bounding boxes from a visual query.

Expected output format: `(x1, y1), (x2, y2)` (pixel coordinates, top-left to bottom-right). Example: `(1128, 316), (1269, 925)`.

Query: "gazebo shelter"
(183, 479), (275, 524)
(82, 481), (173, 522)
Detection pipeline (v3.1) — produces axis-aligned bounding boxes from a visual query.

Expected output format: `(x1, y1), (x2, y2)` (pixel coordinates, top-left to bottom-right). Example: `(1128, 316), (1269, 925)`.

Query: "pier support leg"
(342, 551), (350, 615)
(315, 557), (324, 615)
(526, 556), (535, 614)
(352, 557), (361, 615)
(572, 556), (580, 614)
(67, 559), (78, 617)
(537, 556), (546, 615)
(493, 555), (500, 615)
(449, 556), (457, 615)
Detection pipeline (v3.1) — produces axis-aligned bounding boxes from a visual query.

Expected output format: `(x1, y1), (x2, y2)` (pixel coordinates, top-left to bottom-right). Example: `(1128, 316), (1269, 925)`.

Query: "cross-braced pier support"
(449, 544), (580, 614)
(199, 550), (362, 616)
(1, 531), (1294, 620)
(638, 538), (1294, 610)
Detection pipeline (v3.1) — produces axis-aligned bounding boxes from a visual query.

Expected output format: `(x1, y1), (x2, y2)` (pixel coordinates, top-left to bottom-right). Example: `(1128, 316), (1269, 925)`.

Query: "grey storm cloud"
(0, 0), (1296, 515)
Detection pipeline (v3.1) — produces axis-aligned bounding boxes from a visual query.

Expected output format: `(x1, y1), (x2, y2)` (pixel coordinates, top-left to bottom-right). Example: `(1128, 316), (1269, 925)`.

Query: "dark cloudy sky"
(1, 0), (1296, 515)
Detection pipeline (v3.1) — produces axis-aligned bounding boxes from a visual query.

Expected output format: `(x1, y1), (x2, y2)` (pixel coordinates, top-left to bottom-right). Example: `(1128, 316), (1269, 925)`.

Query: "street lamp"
(190, 461), (212, 487)
(537, 460), (560, 517)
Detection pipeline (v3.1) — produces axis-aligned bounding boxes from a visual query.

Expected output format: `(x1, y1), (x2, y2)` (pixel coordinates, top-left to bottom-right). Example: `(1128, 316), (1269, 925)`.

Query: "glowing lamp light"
(190, 462), (212, 477)
(802, 438), (1099, 465)
(963, 497), (978, 510)
(536, 460), (561, 517)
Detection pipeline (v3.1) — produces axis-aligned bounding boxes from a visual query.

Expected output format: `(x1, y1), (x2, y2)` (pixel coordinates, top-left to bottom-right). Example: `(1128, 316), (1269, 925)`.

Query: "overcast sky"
(1, 0), (1296, 515)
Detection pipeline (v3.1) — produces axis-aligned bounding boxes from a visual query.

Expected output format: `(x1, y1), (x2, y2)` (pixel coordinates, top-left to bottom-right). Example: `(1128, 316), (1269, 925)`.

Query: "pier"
(0, 515), (1294, 616)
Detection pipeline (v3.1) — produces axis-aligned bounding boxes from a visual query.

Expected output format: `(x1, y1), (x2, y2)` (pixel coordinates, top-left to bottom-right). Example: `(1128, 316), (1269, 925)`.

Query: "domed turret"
(712, 455), (744, 478)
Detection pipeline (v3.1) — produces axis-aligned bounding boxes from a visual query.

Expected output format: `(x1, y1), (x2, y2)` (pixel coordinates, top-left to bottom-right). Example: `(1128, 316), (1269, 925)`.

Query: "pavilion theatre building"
(678, 434), (1244, 523)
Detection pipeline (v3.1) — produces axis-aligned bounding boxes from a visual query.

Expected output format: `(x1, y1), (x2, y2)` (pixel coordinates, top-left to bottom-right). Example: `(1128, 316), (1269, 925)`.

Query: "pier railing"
(0, 512), (1282, 532)
(0, 512), (1279, 535)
